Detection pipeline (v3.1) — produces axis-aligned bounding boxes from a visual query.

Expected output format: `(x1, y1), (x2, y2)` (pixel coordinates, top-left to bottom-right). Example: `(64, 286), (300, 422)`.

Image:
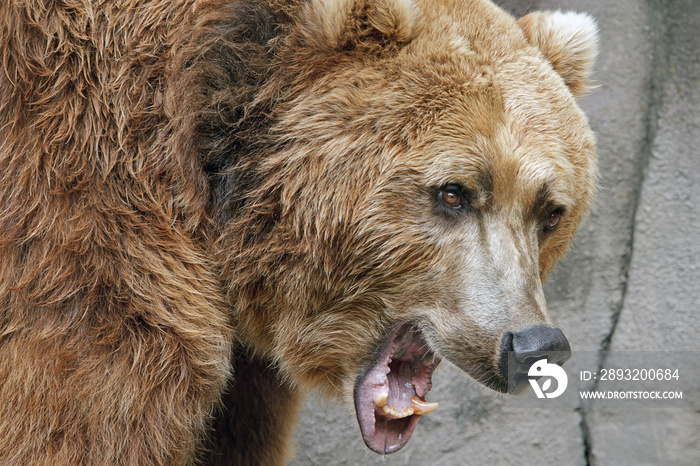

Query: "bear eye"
(439, 185), (463, 209)
(544, 209), (564, 232)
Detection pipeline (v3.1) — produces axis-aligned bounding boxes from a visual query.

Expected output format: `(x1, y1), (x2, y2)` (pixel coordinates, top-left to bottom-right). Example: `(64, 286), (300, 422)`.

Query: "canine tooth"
(411, 396), (439, 415)
(374, 392), (388, 408)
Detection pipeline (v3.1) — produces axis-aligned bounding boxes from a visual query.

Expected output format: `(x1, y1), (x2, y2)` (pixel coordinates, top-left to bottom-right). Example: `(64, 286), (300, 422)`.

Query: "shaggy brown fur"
(1, 0), (598, 464)
(0, 0), (232, 463)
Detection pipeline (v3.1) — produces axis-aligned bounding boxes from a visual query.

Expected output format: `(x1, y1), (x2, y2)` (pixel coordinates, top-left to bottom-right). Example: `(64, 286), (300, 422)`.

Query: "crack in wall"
(578, 2), (672, 465)
(595, 0), (669, 382)
(577, 406), (594, 466)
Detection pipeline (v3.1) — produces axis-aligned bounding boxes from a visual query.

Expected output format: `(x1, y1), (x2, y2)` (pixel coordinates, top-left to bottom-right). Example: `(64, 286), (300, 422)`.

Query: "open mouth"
(353, 324), (441, 454)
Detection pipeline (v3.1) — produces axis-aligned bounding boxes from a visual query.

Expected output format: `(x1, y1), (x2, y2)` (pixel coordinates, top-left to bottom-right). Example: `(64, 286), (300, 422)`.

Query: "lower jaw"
(368, 413), (422, 454)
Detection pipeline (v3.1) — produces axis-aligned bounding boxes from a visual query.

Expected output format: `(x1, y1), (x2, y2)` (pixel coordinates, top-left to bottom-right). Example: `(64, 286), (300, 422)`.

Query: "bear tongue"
(386, 359), (415, 410)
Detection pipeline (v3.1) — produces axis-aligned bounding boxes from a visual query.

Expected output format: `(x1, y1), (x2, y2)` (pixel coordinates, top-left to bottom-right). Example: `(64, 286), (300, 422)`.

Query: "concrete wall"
(291, 1), (700, 464)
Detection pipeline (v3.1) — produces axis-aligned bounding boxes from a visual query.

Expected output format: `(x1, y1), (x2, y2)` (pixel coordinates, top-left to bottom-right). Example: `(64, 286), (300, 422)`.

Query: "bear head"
(211, 0), (598, 455)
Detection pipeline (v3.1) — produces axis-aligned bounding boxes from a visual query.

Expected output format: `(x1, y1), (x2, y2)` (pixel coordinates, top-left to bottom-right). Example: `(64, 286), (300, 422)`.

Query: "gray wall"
(291, 1), (700, 464)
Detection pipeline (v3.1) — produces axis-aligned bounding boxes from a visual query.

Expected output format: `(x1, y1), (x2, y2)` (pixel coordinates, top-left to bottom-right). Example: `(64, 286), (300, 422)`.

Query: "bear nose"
(498, 326), (571, 392)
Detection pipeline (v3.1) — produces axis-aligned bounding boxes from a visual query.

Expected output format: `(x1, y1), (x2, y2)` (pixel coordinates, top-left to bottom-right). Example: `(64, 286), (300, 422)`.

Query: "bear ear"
(298, 0), (416, 55)
(517, 11), (599, 97)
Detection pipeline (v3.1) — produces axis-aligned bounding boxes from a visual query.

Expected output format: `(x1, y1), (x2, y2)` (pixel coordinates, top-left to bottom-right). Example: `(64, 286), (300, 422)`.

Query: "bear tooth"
(374, 392), (388, 408)
(381, 405), (415, 419)
(411, 396), (439, 415)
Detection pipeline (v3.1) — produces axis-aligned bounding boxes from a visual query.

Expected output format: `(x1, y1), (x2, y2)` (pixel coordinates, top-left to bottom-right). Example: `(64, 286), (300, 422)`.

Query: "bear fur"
(0, 0), (598, 464)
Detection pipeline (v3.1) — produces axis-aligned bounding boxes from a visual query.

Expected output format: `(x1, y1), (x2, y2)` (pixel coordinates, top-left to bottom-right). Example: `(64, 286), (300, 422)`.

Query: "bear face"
(210, 0), (598, 455)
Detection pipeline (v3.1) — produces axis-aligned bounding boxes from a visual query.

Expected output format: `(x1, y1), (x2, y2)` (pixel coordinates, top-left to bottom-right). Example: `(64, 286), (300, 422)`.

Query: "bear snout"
(498, 326), (572, 393)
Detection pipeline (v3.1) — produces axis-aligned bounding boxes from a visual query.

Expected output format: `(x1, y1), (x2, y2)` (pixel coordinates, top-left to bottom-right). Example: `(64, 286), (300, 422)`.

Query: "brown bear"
(0, 0), (598, 464)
